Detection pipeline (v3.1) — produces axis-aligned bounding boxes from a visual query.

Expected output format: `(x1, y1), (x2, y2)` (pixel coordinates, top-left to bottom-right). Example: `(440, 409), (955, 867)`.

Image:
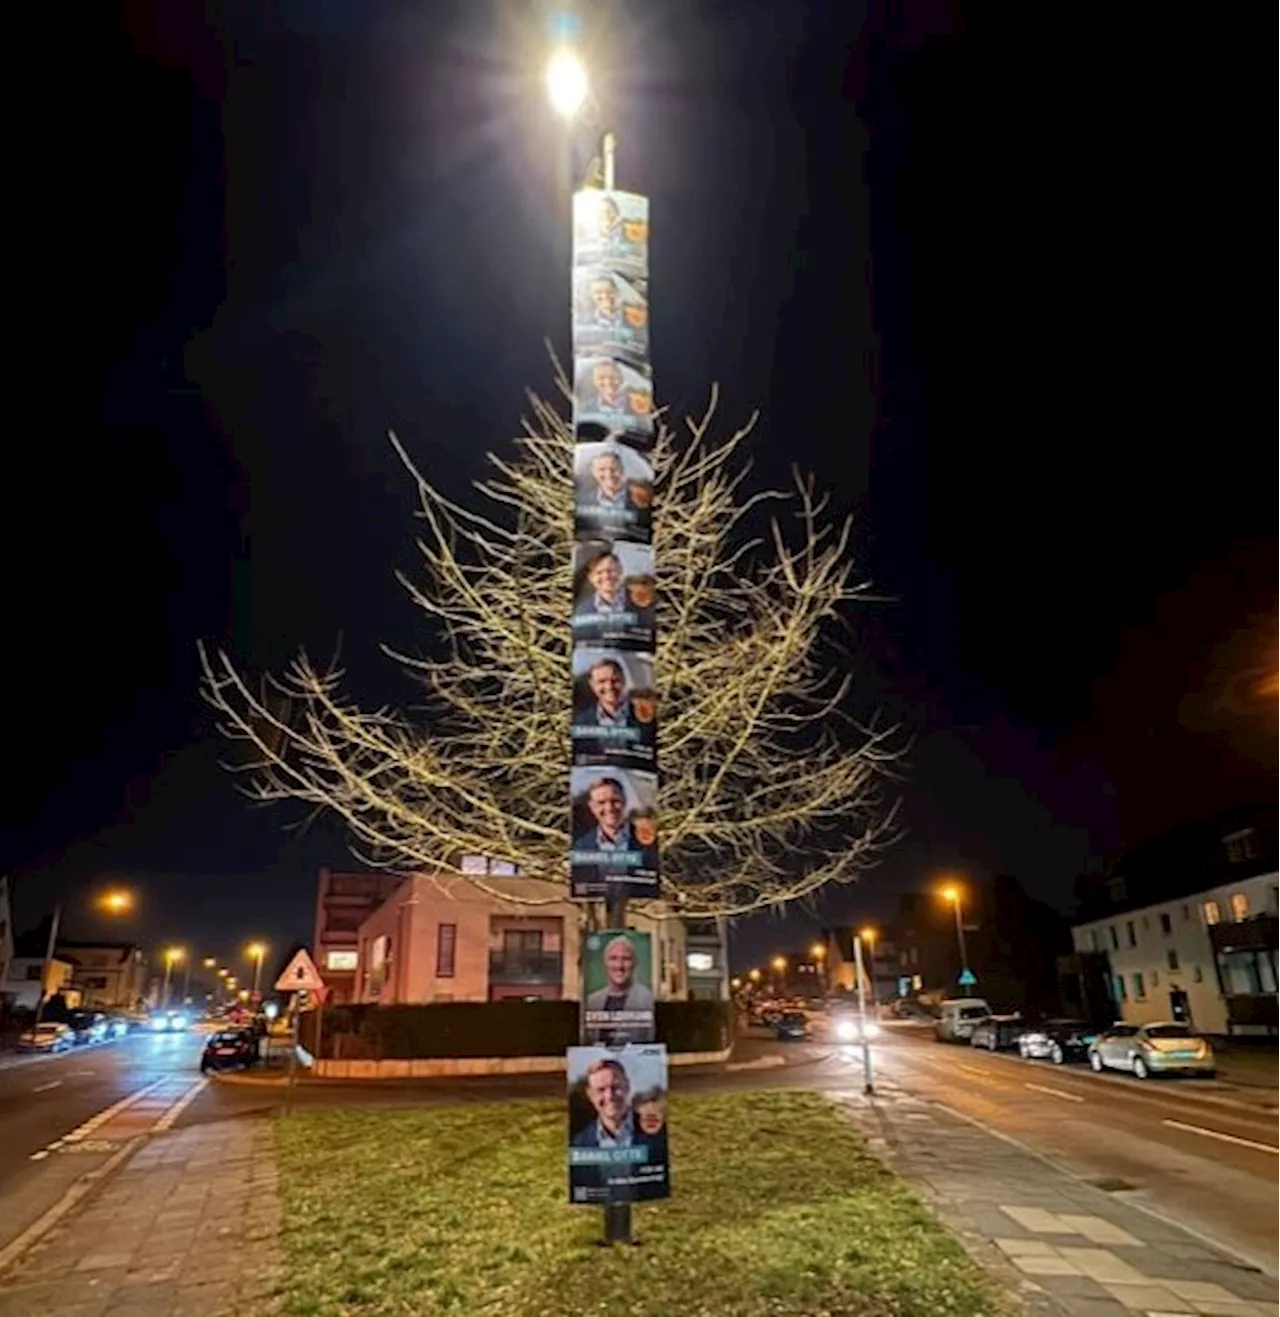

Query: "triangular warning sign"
(275, 948), (326, 993)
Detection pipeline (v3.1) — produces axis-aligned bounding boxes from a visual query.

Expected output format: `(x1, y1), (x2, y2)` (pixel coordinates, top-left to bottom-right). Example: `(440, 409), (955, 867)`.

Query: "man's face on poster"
(588, 555), (622, 601)
(587, 783), (625, 836)
(589, 662), (625, 715)
(590, 279), (619, 318)
(586, 1063), (630, 1131)
(604, 938), (636, 991)
(591, 454), (625, 498)
(593, 363), (623, 405)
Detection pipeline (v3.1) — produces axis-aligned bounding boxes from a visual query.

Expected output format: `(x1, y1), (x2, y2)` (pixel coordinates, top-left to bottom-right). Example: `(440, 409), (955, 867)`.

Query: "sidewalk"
(834, 1076), (1278, 1317)
(0, 1120), (282, 1317)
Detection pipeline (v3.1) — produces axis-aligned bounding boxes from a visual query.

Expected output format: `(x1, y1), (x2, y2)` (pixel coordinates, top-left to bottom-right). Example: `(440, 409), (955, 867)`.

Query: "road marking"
(1024, 1082), (1084, 1103)
(152, 1077), (208, 1132)
(62, 1078), (169, 1143)
(956, 1063), (988, 1077)
(32, 1080), (62, 1093)
(1162, 1118), (1279, 1155)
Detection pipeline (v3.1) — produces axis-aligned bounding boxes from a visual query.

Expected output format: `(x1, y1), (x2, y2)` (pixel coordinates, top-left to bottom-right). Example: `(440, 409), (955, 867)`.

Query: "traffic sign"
(275, 949), (326, 994)
(957, 968), (977, 988)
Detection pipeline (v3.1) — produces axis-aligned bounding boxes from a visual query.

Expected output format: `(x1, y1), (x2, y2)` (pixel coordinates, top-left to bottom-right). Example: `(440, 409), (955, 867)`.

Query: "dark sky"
(8, 1), (1275, 971)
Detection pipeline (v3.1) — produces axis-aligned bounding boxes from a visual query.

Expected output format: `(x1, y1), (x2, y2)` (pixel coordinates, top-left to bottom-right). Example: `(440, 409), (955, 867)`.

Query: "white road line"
(1162, 1118), (1279, 1155)
(62, 1078), (169, 1143)
(1024, 1081), (1084, 1103)
(152, 1077), (209, 1132)
(32, 1080), (62, 1094)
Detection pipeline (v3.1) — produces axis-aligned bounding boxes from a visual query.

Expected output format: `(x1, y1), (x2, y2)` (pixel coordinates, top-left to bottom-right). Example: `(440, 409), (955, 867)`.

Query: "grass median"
(273, 1089), (1003, 1317)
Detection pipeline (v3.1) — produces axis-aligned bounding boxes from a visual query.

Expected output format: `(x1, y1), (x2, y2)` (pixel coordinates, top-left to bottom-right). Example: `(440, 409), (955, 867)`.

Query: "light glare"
(546, 49), (588, 119)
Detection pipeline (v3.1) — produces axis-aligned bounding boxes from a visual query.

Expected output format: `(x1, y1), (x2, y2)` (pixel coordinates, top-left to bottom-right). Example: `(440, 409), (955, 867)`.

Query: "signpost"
(275, 949), (326, 1115)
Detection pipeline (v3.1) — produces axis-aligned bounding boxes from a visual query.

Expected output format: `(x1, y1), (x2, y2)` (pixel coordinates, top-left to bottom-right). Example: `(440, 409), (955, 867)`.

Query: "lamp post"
(771, 955), (787, 995)
(31, 902), (63, 1034)
(858, 926), (879, 1012)
(161, 947), (184, 1009)
(852, 931), (875, 1095)
(940, 885), (970, 981)
(246, 942), (267, 1003)
(810, 941), (827, 996)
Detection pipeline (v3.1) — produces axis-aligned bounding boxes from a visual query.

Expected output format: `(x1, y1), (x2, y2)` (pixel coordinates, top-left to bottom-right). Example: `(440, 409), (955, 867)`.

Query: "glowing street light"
(858, 927), (879, 1010)
(246, 942), (268, 1000)
(161, 947), (185, 1008)
(97, 889), (134, 916)
(938, 883), (970, 981)
(546, 48), (588, 120)
(747, 968), (761, 983)
(202, 957), (216, 969)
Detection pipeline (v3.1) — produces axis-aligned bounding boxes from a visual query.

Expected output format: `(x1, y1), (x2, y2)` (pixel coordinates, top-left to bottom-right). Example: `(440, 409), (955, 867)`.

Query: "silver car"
(1088, 1022), (1215, 1080)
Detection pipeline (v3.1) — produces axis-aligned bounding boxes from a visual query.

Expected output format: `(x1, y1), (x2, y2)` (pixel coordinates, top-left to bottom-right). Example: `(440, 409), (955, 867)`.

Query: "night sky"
(9, 2), (1275, 971)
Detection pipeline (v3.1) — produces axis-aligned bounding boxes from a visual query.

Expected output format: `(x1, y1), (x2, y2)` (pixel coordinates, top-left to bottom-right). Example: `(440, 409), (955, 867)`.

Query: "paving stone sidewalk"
(0, 1119), (282, 1317)
(834, 1078), (1278, 1317)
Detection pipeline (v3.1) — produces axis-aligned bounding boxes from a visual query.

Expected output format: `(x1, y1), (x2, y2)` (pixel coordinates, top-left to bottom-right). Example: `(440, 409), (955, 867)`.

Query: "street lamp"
(246, 942), (268, 1001)
(810, 941), (827, 995)
(97, 889), (134, 916)
(940, 884), (970, 982)
(545, 48), (588, 120)
(161, 947), (185, 1009)
(747, 968), (761, 983)
(858, 926), (879, 1010)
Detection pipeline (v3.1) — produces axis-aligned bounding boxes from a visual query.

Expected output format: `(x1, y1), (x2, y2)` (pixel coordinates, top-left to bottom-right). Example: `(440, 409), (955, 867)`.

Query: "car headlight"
(835, 1019), (857, 1041)
(150, 1016), (169, 1031)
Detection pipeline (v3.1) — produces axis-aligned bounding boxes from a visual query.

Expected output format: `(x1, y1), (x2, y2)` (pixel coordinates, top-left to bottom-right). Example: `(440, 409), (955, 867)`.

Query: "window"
(1109, 925), (1119, 950)
(1224, 828), (1258, 864)
(1167, 949), (1179, 971)
(436, 923), (457, 977)
(503, 929), (543, 955)
(1202, 901), (1221, 926)
(1126, 921), (1137, 948)
(1230, 892), (1250, 921)
(1131, 972), (1146, 999)
(686, 951), (714, 973)
(1113, 974), (1127, 1000)
(1088, 929), (1099, 952)
(1191, 965), (1203, 983)
(1159, 913), (1172, 935)
(325, 950), (358, 971)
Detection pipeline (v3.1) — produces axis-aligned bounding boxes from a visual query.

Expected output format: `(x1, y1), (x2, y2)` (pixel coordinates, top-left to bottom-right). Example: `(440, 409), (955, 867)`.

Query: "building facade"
(328, 868), (688, 1007)
(313, 870), (408, 1004)
(683, 918), (730, 1000)
(1, 956), (79, 1011)
(56, 941), (147, 1011)
(1069, 807), (1278, 1036)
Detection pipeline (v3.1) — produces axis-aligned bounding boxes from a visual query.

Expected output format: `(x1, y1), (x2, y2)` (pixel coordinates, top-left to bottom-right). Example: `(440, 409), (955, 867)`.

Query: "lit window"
(325, 950), (358, 972)
(1131, 972), (1145, 999)
(686, 951), (715, 973)
(1230, 892), (1250, 921)
(1202, 901), (1221, 926)
(1167, 949), (1179, 971)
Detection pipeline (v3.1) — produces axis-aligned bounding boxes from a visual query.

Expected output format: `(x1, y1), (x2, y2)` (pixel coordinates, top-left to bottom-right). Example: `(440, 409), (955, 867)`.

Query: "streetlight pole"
(853, 933), (875, 1096)
(859, 927), (879, 1013)
(247, 943), (267, 1002)
(950, 893), (969, 976)
(31, 902), (63, 1034)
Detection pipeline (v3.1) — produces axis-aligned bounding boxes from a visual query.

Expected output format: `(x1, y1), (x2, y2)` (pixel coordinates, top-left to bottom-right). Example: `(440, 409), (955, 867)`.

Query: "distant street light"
(939, 884), (970, 982)
(246, 942), (268, 1001)
(97, 889), (134, 916)
(810, 941), (827, 994)
(747, 968), (761, 983)
(161, 947), (185, 1009)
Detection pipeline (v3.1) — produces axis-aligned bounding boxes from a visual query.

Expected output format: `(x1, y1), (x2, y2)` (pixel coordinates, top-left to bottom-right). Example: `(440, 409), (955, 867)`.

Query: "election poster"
(574, 442), (653, 543)
(572, 266), (649, 367)
(569, 765), (659, 900)
(567, 1043), (669, 1205)
(571, 540), (655, 652)
(581, 929), (655, 1045)
(573, 356), (654, 448)
(571, 648), (656, 770)
(572, 189), (649, 280)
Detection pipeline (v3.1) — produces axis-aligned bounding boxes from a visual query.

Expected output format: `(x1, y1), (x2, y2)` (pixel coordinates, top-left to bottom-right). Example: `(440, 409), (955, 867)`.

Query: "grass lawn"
(273, 1089), (1005, 1317)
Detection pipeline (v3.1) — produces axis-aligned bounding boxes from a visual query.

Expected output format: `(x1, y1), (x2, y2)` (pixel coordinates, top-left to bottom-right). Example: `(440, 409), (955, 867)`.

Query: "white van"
(935, 998), (991, 1043)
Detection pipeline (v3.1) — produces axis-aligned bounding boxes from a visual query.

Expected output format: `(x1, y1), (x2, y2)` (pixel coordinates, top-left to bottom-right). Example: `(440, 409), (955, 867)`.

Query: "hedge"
(300, 999), (731, 1060)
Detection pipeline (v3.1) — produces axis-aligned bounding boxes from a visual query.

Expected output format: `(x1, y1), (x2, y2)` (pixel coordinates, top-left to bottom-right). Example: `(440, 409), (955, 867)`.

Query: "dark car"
(200, 1029), (260, 1073)
(773, 1011), (810, 1041)
(1017, 1018), (1097, 1065)
(969, 1014), (1024, 1051)
(67, 1011), (109, 1045)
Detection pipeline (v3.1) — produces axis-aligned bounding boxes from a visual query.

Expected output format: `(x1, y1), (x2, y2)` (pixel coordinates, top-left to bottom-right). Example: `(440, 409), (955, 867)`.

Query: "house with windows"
(316, 861), (688, 1007)
(1070, 806), (1278, 1035)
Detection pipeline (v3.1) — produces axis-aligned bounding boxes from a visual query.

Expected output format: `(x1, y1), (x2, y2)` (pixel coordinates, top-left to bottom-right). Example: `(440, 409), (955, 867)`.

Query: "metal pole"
(161, 956), (172, 1009)
(954, 897), (969, 976)
(602, 131), (616, 191)
(601, 884), (632, 1246)
(181, 961), (192, 1006)
(31, 903), (62, 1033)
(253, 950), (264, 1001)
(285, 992), (300, 1116)
(853, 934), (874, 1096)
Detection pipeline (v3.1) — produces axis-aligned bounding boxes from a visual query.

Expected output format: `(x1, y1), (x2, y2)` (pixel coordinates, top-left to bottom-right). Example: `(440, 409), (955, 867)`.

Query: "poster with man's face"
(572, 189), (649, 280)
(573, 267), (649, 367)
(573, 356), (654, 448)
(582, 929), (655, 1045)
(574, 443), (653, 544)
(571, 648), (656, 770)
(571, 540), (655, 652)
(567, 1043), (669, 1205)
(569, 765), (658, 900)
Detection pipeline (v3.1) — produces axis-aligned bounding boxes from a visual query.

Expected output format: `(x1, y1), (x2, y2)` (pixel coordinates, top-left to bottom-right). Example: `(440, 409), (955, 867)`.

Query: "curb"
(0, 1135), (146, 1278)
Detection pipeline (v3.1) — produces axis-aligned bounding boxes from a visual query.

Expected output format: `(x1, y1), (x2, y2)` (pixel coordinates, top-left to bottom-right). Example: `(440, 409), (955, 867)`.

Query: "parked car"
(200, 1029), (260, 1073)
(1088, 1022), (1216, 1080)
(18, 1022), (73, 1053)
(969, 1014), (1024, 1051)
(103, 1014), (133, 1038)
(773, 1011), (810, 1041)
(935, 998), (992, 1043)
(1017, 1018), (1097, 1065)
(67, 1011), (110, 1045)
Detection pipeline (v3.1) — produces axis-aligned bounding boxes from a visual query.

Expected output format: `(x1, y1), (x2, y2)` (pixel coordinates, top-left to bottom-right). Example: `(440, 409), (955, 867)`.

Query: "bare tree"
(199, 383), (901, 916)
